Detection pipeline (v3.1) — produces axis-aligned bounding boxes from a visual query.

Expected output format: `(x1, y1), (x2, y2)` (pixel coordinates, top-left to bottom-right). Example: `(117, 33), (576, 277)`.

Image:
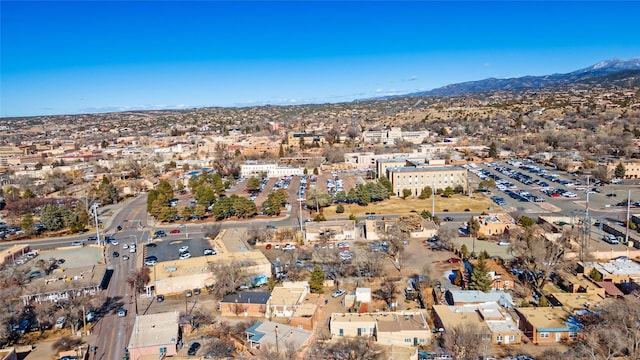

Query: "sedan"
(179, 252), (191, 260)
(447, 258), (462, 263)
(331, 289), (346, 298)
(187, 342), (201, 356)
(170, 229), (181, 234)
(122, 255), (130, 261)
(443, 216), (454, 222)
(179, 246), (189, 253)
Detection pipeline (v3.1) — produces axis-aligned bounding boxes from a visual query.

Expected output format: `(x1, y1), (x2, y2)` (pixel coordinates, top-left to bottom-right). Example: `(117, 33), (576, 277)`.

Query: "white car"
(497, 241), (511, 246)
(282, 244), (296, 251)
(122, 243), (129, 249)
(111, 240), (119, 246)
(331, 289), (346, 298)
(129, 247), (136, 253)
(179, 246), (189, 253)
(179, 252), (192, 260)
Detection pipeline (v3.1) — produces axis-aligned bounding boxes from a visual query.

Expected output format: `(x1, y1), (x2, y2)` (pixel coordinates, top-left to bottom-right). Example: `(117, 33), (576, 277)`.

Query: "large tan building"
(605, 159), (640, 179)
(473, 213), (517, 238)
(304, 220), (357, 243)
(152, 229), (272, 295)
(385, 164), (468, 198)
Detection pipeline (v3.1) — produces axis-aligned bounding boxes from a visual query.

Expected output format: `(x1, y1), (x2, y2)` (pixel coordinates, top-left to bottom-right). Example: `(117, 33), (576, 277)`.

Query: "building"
(577, 258), (640, 284)
(240, 161), (304, 178)
(473, 213), (517, 238)
(21, 264), (109, 305)
(0, 348), (17, 360)
(515, 307), (580, 344)
(329, 311), (431, 347)
(432, 302), (522, 345)
(287, 132), (325, 149)
(546, 293), (609, 313)
(605, 159), (640, 179)
(468, 259), (516, 291)
(220, 291), (271, 317)
(386, 165), (468, 198)
(270, 282), (309, 318)
(127, 312), (181, 360)
(151, 236), (272, 295)
(0, 244), (31, 266)
(304, 220), (357, 243)
(444, 290), (515, 308)
(245, 321), (313, 355)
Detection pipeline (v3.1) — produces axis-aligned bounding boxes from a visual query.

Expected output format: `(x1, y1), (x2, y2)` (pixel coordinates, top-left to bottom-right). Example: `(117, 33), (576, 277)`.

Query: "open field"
(321, 195), (495, 217)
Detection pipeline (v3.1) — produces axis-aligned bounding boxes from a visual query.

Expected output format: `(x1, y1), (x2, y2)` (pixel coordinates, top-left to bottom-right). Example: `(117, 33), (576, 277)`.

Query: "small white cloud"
(376, 88), (383, 93)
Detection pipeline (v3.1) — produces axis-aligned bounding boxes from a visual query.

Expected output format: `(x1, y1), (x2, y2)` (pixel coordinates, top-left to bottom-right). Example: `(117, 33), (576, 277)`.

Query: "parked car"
(497, 241), (511, 246)
(179, 252), (191, 260)
(187, 342), (201, 356)
(170, 229), (181, 234)
(443, 216), (454, 222)
(265, 244), (272, 250)
(71, 241), (85, 246)
(179, 245), (189, 253)
(331, 289), (346, 298)
(122, 255), (130, 260)
(55, 316), (66, 329)
(447, 258), (462, 263)
(156, 295), (164, 302)
(283, 244), (296, 251)
(203, 248), (216, 255)
(118, 308), (127, 317)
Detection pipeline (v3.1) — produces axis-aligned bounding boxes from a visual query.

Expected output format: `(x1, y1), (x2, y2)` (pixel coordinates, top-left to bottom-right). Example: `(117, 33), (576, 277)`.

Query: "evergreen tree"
(402, 189), (412, 199)
(469, 258), (493, 292)
(336, 204), (345, 214)
(615, 162), (626, 179)
(378, 176), (393, 195)
(309, 266), (325, 294)
(419, 186), (432, 199)
(489, 141), (498, 158)
(21, 213), (36, 235)
(278, 144), (285, 158)
(246, 177), (261, 193)
(538, 296), (549, 307)
(460, 244), (469, 259)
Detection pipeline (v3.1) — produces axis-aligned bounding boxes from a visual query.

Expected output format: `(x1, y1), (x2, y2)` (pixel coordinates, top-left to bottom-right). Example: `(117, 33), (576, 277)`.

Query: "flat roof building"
(127, 312), (181, 360)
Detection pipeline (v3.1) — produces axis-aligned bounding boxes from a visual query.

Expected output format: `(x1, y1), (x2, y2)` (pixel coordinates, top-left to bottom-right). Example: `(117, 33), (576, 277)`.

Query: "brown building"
(220, 291), (271, 318)
(473, 213), (517, 238)
(514, 307), (579, 344)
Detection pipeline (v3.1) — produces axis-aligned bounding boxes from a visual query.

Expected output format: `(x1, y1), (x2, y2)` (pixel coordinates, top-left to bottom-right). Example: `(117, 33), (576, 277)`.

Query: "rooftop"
(154, 249), (270, 280)
(515, 307), (576, 331)
(246, 321), (313, 350)
(388, 165), (466, 173)
(127, 312), (180, 349)
(330, 311), (428, 332)
(221, 291), (271, 305)
(581, 259), (640, 276)
(446, 290), (515, 308)
(304, 220), (356, 233)
(548, 293), (608, 312)
(270, 286), (306, 306)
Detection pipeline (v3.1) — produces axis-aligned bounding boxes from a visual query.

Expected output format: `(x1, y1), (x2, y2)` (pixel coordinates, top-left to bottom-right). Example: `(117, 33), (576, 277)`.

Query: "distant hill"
(406, 58), (640, 97)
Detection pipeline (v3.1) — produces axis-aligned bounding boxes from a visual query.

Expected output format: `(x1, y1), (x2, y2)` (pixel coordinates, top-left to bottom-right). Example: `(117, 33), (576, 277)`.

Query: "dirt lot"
(322, 195), (494, 217)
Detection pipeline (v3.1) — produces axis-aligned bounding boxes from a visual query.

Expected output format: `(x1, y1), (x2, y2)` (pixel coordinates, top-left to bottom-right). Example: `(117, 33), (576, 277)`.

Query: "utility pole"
(275, 325), (279, 360)
(431, 181), (435, 215)
(626, 190), (631, 244)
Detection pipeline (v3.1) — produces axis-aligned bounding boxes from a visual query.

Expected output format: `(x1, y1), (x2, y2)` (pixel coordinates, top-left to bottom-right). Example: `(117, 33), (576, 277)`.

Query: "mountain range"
(406, 58), (640, 97)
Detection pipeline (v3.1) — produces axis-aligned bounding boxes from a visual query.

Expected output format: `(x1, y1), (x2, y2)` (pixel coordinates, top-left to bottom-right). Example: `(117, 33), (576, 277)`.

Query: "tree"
(469, 258), (492, 292)
(509, 226), (567, 289)
(309, 266), (325, 294)
(518, 215), (536, 228)
(311, 337), (387, 360)
(467, 217), (481, 238)
(460, 244), (470, 259)
(396, 213), (423, 233)
(336, 204), (345, 214)
(22, 188), (36, 199)
(589, 268), (603, 282)
(615, 162), (626, 179)
(246, 177), (261, 193)
(194, 185), (216, 207)
(21, 213), (36, 235)
(402, 188), (412, 199)
(419, 186), (433, 199)
(489, 141), (498, 158)
(40, 204), (67, 231)
(97, 176), (119, 204)
(538, 295), (549, 307)
(373, 279), (398, 309)
(442, 324), (488, 360)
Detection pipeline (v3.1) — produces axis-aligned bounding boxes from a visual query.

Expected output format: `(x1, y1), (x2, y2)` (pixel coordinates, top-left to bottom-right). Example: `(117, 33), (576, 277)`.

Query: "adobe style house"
(432, 302), (522, 345)
(473, 213), (517, 238)
(514, 307), (580, 344)
(127, 312), (181, 360)
(329, 311), (431, 347)
(220, 291), (271, 318)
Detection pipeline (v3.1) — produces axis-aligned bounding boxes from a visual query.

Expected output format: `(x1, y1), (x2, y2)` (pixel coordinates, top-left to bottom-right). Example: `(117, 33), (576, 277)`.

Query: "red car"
(265, 244), (272, 250)
(447, 258), (462, 263)
(170, 229), (181, 234)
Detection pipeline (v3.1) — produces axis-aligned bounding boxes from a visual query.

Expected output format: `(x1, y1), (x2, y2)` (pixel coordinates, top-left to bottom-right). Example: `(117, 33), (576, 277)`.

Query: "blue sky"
(1, 1), (639, 117)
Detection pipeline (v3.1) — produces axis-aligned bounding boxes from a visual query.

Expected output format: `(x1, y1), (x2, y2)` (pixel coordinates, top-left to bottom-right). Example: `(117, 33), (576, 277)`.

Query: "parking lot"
(142, 236), (212, 262)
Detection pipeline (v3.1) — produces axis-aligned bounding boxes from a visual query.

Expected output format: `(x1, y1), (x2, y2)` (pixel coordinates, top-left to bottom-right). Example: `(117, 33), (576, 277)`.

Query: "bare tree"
(208, 262), (250, 299)
(509, 226), (567, 289)
(309, 337), (387, 360)
(373, 278), (399, 309)
(203, 223), (222, 239)
(441, 323), (489, 360)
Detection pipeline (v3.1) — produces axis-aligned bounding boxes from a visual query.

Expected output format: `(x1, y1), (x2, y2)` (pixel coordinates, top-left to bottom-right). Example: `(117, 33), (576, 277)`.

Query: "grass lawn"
(322, 195), (495, 217)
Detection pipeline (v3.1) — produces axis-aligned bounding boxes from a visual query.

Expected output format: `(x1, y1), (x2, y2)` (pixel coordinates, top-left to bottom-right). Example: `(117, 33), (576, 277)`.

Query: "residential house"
(270, 282), (309, 318)
(127, 312), (181, 360)
(329, 311), (431, 347)
(245, 321), (313, 355)
(469, 259), (516, 291)
(546, 293), (609, 313)
(220, 291), (271, 317)
(432, 302), (522, 345)
(515, 307), (580, 344)
(473, 213), (516, 238)
(444, 290), (515, 308)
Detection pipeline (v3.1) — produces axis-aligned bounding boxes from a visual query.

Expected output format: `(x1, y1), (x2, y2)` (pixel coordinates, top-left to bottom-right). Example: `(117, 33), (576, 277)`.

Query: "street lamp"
(91, 203), (101, 246)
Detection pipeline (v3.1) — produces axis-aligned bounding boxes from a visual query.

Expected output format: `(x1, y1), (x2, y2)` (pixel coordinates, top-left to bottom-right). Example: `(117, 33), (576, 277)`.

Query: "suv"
(71, 241), (85, 246)
(55, 316), (66, 329)
(154, 230), (166, 238)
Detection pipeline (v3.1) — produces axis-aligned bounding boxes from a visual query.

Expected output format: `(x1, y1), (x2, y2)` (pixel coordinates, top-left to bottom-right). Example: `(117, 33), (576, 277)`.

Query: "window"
(496, 335), (503, 342)
(569, 332), (577, 338)
(370, 328), (375, 334)
(505, 280), (510, 285)
(509, 335), (517, 341)
(540, 332), (550, 338)
(420, 338), (427, 343)
(404, 338), (412, 343)
(338, 329), (344, 336)
(360, 327), (367, 334)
